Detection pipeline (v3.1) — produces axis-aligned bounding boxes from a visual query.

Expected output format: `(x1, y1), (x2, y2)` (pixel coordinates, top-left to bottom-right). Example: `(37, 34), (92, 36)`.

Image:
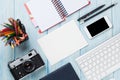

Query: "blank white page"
(60, 0), (89, 15)
(26, 0), (62, 32)
(38, 20), (88, 65)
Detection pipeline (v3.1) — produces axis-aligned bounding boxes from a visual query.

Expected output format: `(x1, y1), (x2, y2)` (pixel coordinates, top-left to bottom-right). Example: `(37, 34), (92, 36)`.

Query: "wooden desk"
(0, 0), (120, 80)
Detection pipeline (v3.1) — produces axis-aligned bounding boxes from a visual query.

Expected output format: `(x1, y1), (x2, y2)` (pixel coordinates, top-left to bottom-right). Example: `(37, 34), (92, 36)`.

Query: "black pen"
(77, 4), (105, 21)
(84, 3), (117, 23)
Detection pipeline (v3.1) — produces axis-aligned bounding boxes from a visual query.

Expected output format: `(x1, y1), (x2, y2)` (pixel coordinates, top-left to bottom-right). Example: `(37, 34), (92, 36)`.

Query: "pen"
(83, 3), (117, 23)
(77, 4), (105, 21)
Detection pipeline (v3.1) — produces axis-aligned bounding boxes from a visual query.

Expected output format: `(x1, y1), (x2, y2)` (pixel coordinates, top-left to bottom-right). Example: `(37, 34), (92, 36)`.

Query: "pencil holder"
(0, 18), (28, 48)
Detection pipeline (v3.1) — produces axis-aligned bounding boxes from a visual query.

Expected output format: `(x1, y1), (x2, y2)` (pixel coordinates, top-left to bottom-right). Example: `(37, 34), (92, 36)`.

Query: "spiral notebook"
(25, 0), (90, 32)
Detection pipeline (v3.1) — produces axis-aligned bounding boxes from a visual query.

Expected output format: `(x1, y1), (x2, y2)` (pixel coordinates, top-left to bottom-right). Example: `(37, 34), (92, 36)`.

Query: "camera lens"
(23, 60), (35, 73)
(28, 53), (32, 56)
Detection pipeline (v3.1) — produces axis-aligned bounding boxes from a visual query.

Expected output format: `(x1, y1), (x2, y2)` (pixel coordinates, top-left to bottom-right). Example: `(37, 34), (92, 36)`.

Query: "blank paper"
(38, 20), (88, 65)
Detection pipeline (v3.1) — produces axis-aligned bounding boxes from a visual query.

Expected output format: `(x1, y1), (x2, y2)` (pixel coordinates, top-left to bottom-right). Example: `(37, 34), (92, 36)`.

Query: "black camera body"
(8, 49), (45, 80)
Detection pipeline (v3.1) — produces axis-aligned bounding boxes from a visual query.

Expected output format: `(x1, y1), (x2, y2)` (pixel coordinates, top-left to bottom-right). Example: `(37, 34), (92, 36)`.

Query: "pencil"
(0, 31), (4, 37)
(1, 28), (12, 32)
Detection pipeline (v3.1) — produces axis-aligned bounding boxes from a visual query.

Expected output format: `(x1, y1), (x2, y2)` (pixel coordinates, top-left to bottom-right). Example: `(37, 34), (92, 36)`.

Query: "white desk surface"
(0, 0), (120, 80)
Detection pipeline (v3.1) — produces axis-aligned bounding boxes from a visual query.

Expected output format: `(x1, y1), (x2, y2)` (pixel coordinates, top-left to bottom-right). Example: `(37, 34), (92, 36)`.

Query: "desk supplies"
(0, 18), (28, 48)
(77, 4), (105, 21)
(40, 63), (80, 80)
(80, 3), (117, 24)
(76, 33), (120, 80)
(25, 0), (90, 32)
(38, 20), (88, 65)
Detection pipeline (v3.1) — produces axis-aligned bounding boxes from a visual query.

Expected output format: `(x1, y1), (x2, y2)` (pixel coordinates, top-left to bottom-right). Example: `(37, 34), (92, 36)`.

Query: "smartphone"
(84, 16), (112, 39)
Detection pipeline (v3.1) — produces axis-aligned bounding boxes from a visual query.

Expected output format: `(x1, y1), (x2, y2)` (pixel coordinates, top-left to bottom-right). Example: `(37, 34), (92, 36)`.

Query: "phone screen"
(87, 18), (109, 37)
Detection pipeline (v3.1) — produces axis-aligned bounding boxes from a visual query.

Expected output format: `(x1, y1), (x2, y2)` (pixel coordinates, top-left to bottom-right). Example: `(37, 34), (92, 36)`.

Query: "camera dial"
(23, 60), (35, 73)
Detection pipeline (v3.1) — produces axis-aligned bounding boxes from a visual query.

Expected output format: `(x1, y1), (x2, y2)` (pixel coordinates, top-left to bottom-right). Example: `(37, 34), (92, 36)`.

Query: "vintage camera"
(8, 49), (45, 80)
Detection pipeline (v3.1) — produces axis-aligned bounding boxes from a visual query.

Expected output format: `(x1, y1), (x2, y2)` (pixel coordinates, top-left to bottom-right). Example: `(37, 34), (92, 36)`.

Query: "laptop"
(40, 63), (80, 80)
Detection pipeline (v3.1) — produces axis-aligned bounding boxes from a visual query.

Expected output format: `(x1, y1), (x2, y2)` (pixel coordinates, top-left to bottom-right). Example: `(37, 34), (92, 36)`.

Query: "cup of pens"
(0, 18), (28, 48)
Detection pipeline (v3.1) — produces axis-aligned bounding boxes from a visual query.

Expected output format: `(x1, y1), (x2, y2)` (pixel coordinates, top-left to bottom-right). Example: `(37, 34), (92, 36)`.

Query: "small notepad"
(38, 20), (88, 65)
(25, 0), (90, 32)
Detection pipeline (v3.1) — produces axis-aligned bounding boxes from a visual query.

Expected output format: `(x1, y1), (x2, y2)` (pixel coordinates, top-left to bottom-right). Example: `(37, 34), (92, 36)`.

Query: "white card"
(38, 20), (88, 65)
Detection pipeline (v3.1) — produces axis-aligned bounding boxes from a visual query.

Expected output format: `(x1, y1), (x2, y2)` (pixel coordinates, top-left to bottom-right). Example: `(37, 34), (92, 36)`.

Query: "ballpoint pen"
(82, 3), (117, 23)
(78, 4), (105, 21)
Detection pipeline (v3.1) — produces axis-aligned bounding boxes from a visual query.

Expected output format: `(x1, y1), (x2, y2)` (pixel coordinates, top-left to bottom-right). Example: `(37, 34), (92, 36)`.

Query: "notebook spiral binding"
(52, 0), (68, 19)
